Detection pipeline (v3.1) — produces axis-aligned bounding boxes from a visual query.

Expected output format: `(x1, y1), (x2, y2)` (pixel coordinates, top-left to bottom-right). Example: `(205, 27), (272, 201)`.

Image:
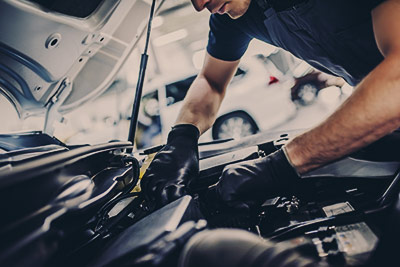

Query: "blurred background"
(0, 0), (353, 149)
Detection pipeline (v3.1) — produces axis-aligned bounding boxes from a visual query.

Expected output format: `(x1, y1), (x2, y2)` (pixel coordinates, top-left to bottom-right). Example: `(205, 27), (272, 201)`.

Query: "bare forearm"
(175, 76), (225, 134)
(285, 0), (400, 174)
(286, 53), (400, 173)
(175, 54), (240, 134)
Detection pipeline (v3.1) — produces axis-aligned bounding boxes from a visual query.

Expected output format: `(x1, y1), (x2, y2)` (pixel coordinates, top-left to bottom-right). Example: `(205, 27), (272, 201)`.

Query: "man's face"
(191, 0), (251, 19)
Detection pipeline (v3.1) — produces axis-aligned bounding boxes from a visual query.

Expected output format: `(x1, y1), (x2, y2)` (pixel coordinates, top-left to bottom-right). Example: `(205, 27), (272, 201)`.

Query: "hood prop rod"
(127, 0), (157, 152)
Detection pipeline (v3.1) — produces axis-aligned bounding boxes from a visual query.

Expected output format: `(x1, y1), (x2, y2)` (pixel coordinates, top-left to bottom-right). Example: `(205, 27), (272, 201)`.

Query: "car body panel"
(0, 0), (159, 118)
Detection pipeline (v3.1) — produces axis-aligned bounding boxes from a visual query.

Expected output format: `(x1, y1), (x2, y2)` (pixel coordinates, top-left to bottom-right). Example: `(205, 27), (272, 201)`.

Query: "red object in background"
(268, 76), (279, 85)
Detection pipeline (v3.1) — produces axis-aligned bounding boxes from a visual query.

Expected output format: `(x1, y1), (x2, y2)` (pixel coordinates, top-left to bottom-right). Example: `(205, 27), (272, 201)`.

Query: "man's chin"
(226, 3), (250, 19)
(227, 13), (240, 19)
(227, 11), (245, 19)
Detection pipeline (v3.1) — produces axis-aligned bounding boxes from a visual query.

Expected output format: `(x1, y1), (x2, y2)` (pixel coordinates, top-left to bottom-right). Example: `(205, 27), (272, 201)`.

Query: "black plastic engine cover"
(90, 196), (203, 267)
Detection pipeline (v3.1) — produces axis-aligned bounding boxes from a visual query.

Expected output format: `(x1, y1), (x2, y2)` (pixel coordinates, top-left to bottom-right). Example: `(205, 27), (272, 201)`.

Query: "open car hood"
(0, 0), (162, 121)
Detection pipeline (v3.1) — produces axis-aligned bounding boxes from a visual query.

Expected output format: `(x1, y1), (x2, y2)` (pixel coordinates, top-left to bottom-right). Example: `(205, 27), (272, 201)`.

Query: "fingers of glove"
(218, 160), (269, 195)
(140, 145), (177, 187)
(216, 177), (256, 210)
(140, 146), (199, 208)
(141, 176), (184, 207)
(219, 186), (263, 210)
(160, 183), (187, 206)
(146, 147), (175, 168)
(216, 157), (282, 210)
(216, 167), (240, 203)
(140, 172), (165, 201)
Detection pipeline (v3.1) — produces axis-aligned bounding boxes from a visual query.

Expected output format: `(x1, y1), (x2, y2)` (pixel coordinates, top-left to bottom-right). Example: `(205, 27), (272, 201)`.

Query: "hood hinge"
(43, 78), (72, 135)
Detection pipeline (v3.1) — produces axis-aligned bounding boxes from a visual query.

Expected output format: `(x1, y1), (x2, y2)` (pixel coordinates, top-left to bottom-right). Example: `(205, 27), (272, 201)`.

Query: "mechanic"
(141, 0), (400, 210)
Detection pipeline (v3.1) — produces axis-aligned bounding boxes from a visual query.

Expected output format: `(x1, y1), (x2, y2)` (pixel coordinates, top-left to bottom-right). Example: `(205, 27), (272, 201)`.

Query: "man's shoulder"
(209, 2), (263, 34)
(207, 2), (267, 61)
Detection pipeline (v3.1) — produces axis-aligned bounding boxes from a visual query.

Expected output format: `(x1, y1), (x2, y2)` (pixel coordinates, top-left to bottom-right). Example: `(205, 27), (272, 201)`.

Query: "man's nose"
(191, 0), (211, 12)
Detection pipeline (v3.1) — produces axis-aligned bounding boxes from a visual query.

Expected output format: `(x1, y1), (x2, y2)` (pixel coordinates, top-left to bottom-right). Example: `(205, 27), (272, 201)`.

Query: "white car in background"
(142, 54), (297, 142)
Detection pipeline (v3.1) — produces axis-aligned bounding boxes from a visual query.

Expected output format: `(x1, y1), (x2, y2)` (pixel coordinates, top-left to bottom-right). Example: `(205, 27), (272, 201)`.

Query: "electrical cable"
(127, 156), (140, 193)
(95, 192), (141, 232)
(94, 156), (141, 231)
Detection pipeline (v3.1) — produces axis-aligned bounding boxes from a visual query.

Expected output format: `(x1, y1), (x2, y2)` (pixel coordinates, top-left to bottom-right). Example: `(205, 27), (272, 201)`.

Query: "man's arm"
(140, 53), (239, 207)
(175, 52), (240, 134)
(285, 0), (400, 174)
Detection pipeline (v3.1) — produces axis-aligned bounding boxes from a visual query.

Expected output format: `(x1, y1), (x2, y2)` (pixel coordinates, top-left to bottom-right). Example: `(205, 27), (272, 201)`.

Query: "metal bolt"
(45, 33), (62, 49)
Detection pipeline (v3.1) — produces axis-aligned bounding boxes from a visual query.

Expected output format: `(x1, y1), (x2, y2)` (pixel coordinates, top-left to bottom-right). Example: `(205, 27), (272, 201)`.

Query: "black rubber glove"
(215, 148), (300, 210)
(141, 124), (200, 208)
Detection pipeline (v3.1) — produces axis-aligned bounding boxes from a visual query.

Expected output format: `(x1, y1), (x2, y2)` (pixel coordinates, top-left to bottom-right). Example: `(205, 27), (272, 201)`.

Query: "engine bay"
(2, 0), (398, 266)
(192, 130), (400, 266)
(1, 130), (400, 266)
(0, 129), (400, 266)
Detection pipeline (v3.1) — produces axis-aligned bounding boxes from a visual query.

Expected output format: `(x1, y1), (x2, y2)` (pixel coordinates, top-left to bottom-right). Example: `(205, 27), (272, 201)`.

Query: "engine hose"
(178, 229), (325, 267)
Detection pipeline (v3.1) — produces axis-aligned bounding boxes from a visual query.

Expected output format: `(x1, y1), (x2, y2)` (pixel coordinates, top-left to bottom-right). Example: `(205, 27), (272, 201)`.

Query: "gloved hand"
(215, 148), (300, 211)
(140, 124), (200, 208)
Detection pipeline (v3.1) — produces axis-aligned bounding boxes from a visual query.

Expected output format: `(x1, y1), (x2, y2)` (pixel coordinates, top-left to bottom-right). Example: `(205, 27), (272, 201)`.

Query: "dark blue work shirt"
(207, 0), (385, 86)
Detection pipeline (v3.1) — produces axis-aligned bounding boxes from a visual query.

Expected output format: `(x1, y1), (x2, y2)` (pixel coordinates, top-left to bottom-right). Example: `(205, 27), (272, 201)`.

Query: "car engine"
(1, 1), (399, 266)
(1, 129), (400, 266)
